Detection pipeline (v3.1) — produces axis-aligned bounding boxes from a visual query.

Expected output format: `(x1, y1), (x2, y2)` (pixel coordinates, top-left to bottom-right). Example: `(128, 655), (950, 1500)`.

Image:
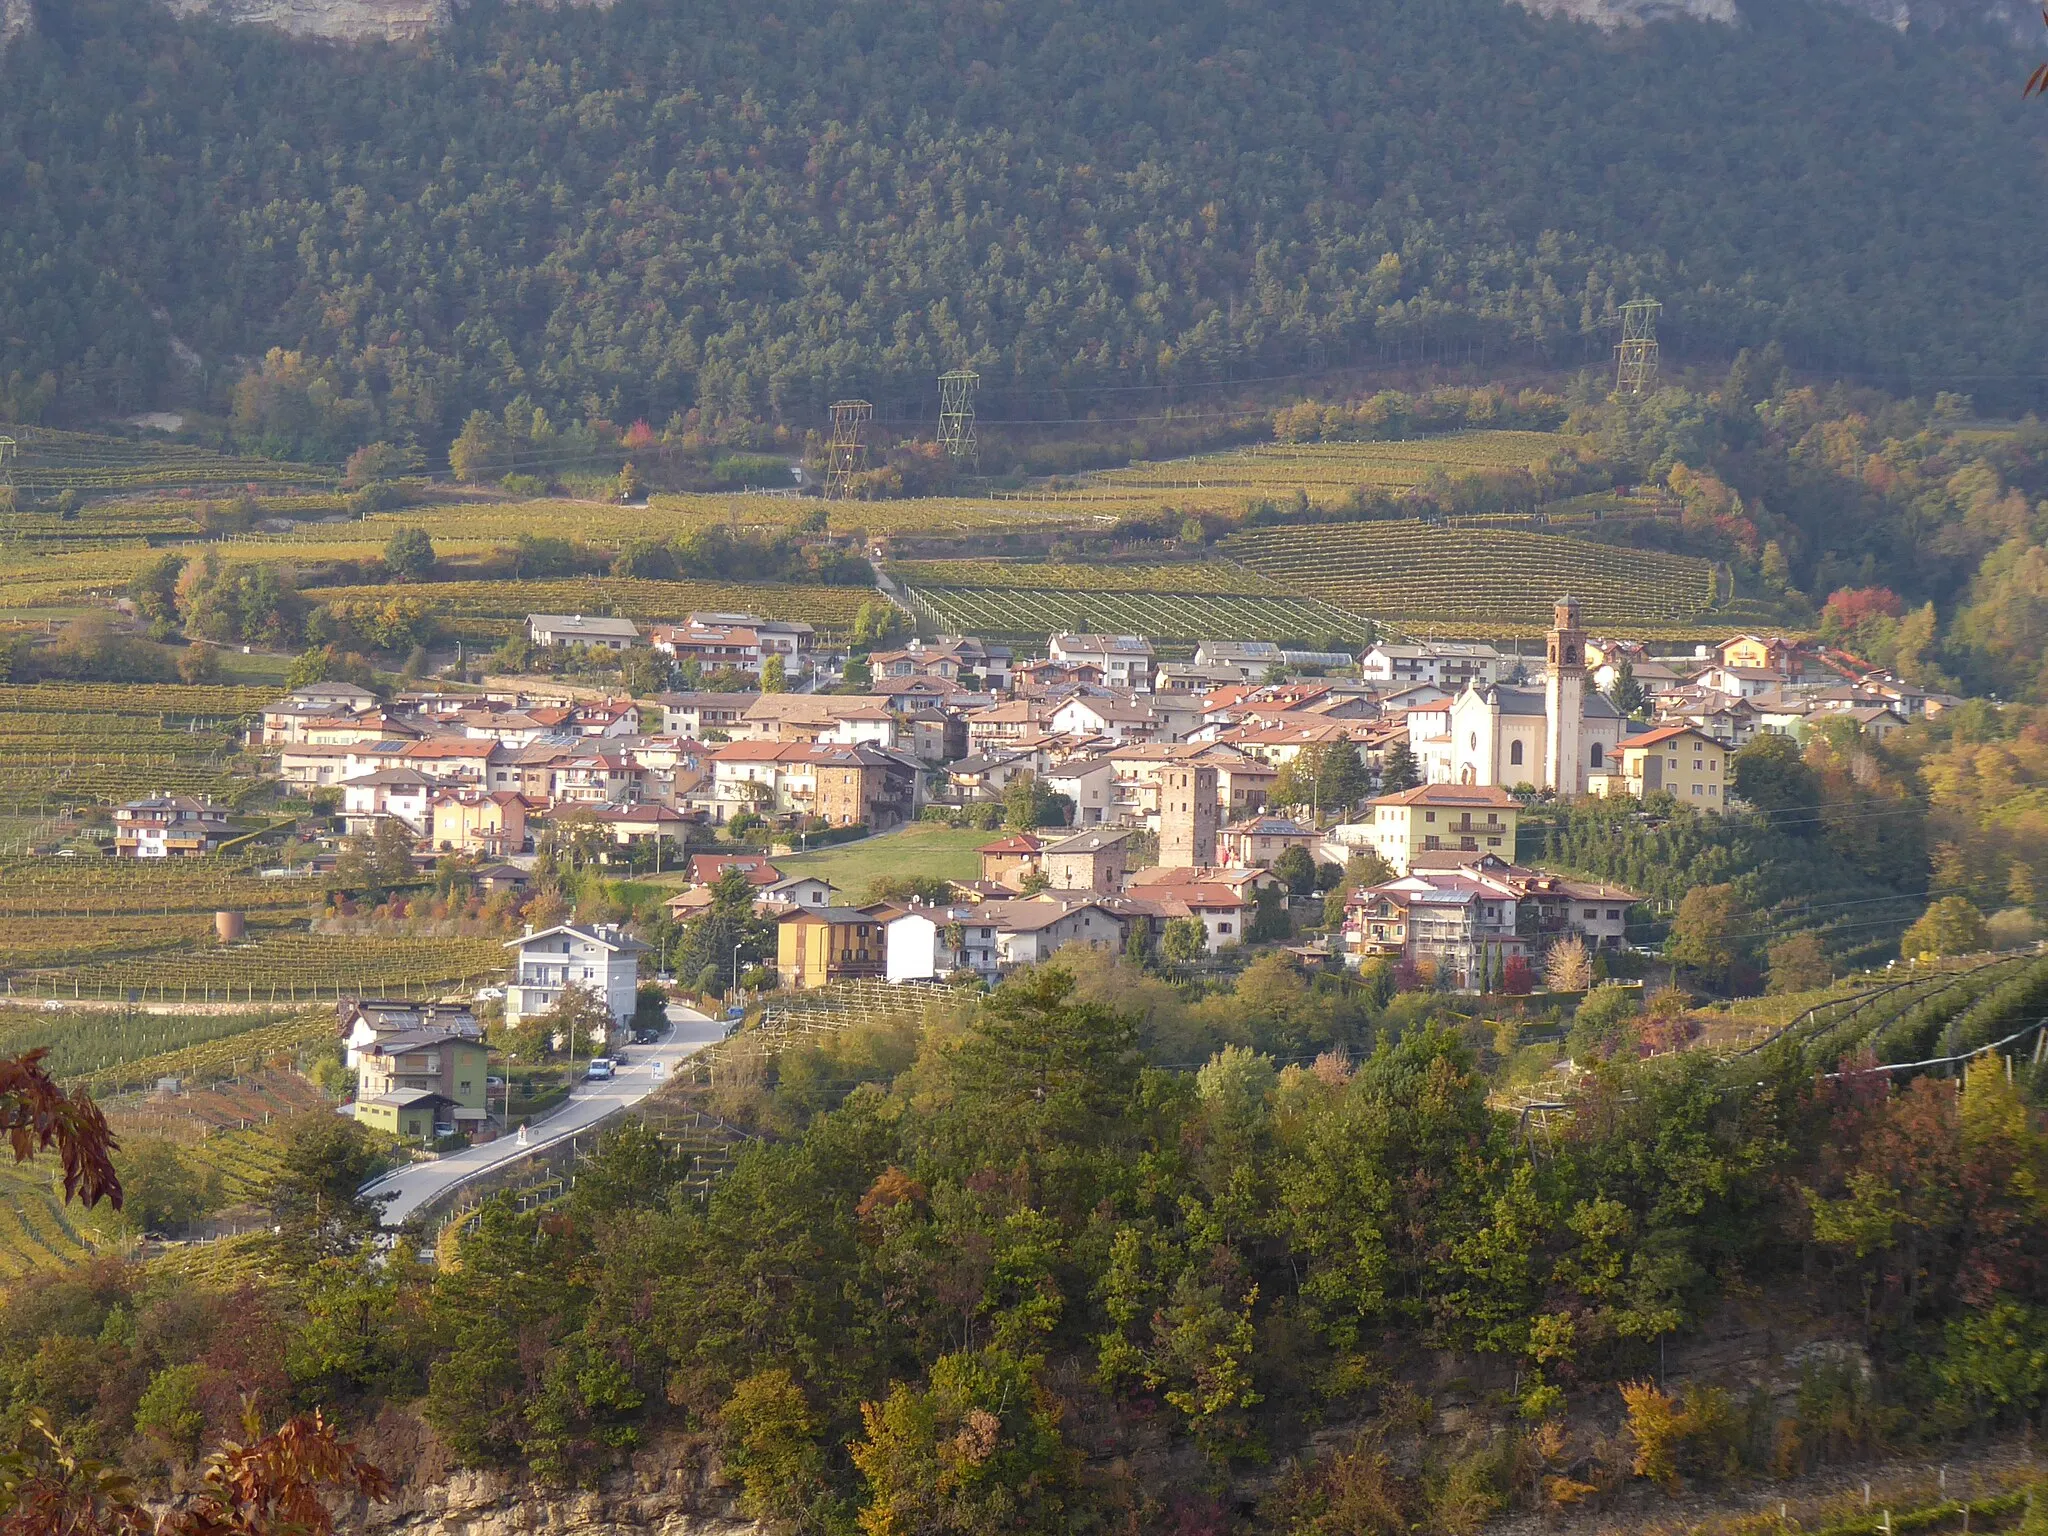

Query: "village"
(70, 592), (1949, 1147)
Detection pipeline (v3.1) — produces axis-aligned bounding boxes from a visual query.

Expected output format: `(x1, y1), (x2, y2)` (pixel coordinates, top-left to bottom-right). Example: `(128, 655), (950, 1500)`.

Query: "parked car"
(585, 1058), (615, 1081)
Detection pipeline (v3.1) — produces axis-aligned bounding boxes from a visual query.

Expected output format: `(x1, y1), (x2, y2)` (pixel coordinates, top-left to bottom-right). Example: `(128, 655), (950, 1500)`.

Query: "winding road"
(360, 1002), (726, 1226)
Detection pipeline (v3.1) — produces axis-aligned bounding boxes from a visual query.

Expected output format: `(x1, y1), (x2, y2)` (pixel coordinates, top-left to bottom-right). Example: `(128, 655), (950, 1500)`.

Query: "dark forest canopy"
(1, 0), (2043, 448)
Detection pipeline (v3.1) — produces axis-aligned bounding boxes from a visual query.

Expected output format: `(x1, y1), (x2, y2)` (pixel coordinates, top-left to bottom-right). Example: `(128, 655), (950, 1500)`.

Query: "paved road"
(360, 1002), (726, 1226)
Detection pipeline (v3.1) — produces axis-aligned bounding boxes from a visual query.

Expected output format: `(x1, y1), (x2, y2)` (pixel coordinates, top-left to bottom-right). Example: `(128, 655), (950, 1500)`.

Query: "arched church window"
(1469, 731), (1478, 749)
(1509, 739), (1523, 766)
(1589, 742), (1604, 768)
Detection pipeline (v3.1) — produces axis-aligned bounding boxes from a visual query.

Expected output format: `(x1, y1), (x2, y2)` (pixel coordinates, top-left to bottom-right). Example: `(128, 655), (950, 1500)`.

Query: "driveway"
(360, 1002), (726, 1226)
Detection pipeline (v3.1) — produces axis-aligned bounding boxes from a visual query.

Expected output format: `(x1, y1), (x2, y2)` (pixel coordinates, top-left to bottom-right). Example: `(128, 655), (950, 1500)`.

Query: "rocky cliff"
(1516, 0), (2034, 35)
(352, 1439), (759, 1536)
(158, 0), (614, 41)
(1, 0), (33, 51)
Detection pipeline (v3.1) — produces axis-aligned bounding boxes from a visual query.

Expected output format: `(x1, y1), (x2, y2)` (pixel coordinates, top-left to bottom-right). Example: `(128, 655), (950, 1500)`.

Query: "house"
(1839, 704), (1910, 742)
(1048, 633), (1156, 691)
(1593, 725), (1730, 811)
(689, 853), (786, 888)
(1192, 640), (1286, 683)
(868, 637), (1012, 688)
(739, 694), (899, 748)
(979, 833), (1044, 885)
(651, 617), (763, 674)
(964, 699), (1052, 752)
(977, 898), (1129, 969)
(944, 750), (1033, 805)
(1043, 756), (1117, 825)
(657, 691), (760, 739)
(756, 875), (838, 912)
(1048, 693), (1166, 745)
(528, 614), (639, 650)
(1041, 828), (1132, 894)
(113, 795), (231, 857)
(1345, 871), (1527, 991)
(1655, 689), (1758, 749)
(1361, 642), (1505, 691)
(398, 737), (501, 784)
(352, 1029), (492, 1141)
(1122, 868), (1263, 951)
(1716, 634), (1806, 677)
(1364, 784), (1520, 875)
(1405, 852), (1638, 952)
(429, 790), (531, 857)
(567, 802), (699, 850)
(776, 906), (887, 988)
(336, 997), (482, 1069)
(504, 923), (647, 1026)
(340, 768), (434, 835)
(1218, 814), (1319, 870)
(885, 905), (1003, 982)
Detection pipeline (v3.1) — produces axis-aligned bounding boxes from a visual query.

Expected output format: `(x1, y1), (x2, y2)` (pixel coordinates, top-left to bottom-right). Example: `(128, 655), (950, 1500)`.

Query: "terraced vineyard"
(898, 584), (1375, 644)
(1223, 522), (1718, 627)
(0, 425), (329, 495)
(0, 1162), (103, 1280)
(68, 1014), (338, 1095)
(8, 934), (506, 1004)
(0, 859), (318, 919)
(0, 683), (267, 814)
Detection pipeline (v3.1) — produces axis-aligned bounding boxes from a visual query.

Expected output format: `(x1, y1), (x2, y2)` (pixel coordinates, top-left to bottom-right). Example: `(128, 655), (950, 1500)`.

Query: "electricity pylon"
(824, 400), (872, 499)
(937, 369), (979, 463)
(1615, 299), (1661, 397)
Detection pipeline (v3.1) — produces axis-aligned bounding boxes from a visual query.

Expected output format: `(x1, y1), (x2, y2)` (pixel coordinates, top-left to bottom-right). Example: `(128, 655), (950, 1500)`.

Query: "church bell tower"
(1544, 597), (1586, 795)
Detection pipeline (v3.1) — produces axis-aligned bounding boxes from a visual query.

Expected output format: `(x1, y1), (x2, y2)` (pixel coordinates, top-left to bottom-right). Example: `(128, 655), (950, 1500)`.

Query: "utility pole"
(1615, 299), (1661, 397)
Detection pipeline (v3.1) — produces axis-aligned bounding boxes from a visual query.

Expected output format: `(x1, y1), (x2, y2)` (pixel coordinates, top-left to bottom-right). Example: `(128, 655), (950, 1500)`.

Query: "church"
(1408, 598), (1625, 795)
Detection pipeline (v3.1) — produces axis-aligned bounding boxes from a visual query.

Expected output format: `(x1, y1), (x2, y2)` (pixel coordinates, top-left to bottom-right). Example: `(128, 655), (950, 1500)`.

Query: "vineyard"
(6, 934), (506, 1004)
(1085, 431), (1570, 496)
(67, 1012), (338, 1095)
(1743, 952), (2048, 1073)
(897, 583), (1376, 644)
(0, 425), (329, 495)
(886, 560), (1282, 595)
(1222, 522), (1718, 627)
(0, 683), (268, 814)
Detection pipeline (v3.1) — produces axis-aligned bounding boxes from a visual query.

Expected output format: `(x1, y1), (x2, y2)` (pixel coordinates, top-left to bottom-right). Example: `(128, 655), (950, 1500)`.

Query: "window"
(1217, 922), (1232, 934)
(1509, 739), (1523, 766)
(1589, 743), (1604, 768)
(1425, 811), (1436, 823)
(1607, 909), (1621, 920)
(1709, 784), (1719, 795)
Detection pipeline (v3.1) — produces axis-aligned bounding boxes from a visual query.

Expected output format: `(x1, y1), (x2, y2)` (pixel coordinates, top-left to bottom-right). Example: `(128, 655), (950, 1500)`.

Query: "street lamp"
(732, 942), (745, 1003)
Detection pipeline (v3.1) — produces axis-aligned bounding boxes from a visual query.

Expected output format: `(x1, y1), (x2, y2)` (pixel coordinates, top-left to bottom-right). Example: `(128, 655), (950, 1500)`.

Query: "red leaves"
(0, 1052), (121, 1212)
(163, 1409), (390, 1536)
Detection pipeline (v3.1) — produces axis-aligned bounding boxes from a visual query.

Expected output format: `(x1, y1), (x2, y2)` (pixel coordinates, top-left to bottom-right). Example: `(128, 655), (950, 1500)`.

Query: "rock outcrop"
(1514, 0), (2037, 38)
(1, 0), (34, 52)
(353, 1440), (759, 1536)
(157, 0), (613, 42)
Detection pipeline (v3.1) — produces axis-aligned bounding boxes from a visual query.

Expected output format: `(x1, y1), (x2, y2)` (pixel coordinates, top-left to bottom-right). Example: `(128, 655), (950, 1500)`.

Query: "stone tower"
(1544, 596), (1587, 796)
(1159, 764), (1219, 868)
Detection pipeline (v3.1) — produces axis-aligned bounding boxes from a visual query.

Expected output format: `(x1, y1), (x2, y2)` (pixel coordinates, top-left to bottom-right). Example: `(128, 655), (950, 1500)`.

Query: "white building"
(884, 906), (1002, 983)
(1049, 633), (1156, 691)
(528, 614), (640, 650)
(1407, 600), (1622, 794)
(503, 923), (648, 1028)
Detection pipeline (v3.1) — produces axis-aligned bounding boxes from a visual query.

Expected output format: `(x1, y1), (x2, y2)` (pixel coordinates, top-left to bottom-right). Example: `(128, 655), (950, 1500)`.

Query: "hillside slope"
(0, 0), (2041, 440)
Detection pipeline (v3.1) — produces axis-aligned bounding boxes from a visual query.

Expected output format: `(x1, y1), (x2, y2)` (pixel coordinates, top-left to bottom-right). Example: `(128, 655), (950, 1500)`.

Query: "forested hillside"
(0, 0), (2042, 446)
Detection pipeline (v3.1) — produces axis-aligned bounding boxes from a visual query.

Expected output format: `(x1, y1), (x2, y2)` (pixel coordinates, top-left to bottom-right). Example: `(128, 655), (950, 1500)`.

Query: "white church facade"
(1409, 599), (1625, 794)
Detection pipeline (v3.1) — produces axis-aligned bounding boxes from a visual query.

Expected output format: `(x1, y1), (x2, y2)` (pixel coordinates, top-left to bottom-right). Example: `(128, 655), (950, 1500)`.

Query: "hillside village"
(109, 587), (1944, 1148)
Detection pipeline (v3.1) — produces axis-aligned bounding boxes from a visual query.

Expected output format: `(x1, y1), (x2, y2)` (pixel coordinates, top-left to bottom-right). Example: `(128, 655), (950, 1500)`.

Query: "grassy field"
(773, 824), (993, 897)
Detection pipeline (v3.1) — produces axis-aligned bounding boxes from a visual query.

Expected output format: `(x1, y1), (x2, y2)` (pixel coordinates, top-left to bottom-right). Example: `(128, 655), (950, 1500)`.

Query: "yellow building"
(1364, 784), (1520, 875)
(1595, 726), (1729, 810)
(429, 791), (530, 857)
(776, 906), (886, 989)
